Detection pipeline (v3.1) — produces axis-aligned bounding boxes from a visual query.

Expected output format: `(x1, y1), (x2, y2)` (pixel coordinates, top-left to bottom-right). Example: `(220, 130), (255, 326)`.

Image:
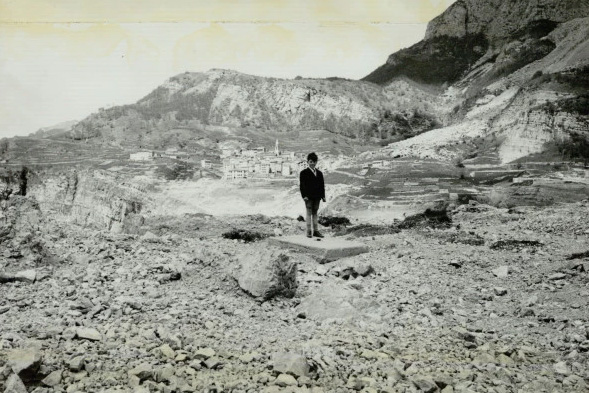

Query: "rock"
(448, 259), (463, 268)
(274, 374), (298, 387)
(234, 246), (297, 300)
(412, 376), (438, 393)
(194, 348), (215, 360)
(354, 263), (375, 277)
(158, 344), (175, 359)
(204, 357), (222, 369)
(67, 356), (85, 372)
(4, 373), (28, 393)
(41, 370), (63, 387)
(272, 352), (310, 378)
(492, 266), (509, 278)
(494, 287), (508, 296)
(75, 327), (102, 341)
(153, 366), (175, 383)
(128, 364), (153, 380)
(496, 354), (514, 365)
(13, 269), (37, 283)
(239, 352), (259, 363)
(523, 295), (538, 306)
(554, 361), (570, 376)
(7, 347), (42, 376)
(548, 273), (567, 281)
(295, 281), (365, 321)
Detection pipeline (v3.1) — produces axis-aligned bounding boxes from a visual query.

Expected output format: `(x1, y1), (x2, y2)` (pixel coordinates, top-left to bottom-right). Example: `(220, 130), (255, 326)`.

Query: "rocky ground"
(1, 196), (589, 393)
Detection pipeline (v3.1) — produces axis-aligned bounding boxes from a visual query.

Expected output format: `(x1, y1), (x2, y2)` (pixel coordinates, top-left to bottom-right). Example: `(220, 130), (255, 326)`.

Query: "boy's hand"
(322, 197), (326, 202)
(303, 197), (309, 201)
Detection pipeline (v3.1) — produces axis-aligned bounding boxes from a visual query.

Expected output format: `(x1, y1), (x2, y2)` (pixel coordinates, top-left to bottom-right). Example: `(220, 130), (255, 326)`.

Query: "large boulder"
(233, 246), (297, 300)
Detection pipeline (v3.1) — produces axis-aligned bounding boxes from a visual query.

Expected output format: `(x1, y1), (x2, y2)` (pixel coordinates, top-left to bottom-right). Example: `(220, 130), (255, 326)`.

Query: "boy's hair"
(307, 152), (318, 162)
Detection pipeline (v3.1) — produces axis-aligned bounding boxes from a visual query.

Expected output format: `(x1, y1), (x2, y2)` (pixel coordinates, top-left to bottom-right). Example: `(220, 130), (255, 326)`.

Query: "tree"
(0, 138), (8, 155)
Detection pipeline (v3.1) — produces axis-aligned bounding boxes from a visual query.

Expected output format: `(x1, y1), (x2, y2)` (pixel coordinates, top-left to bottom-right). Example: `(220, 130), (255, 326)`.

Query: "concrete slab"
(267, 235), (369, 263)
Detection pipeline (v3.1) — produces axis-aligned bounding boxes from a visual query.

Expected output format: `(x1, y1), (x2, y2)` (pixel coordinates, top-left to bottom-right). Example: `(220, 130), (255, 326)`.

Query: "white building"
(130, 151), (153, 161)
(201, 160), (213, 169)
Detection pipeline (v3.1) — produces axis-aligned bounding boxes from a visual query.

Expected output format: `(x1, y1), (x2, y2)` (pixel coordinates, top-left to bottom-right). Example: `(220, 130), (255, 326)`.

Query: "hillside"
(362, 0), (589, 164)
(66, 70), (441, 152)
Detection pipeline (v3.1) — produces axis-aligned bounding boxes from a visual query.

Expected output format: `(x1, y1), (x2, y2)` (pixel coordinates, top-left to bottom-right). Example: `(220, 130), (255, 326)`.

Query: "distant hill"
(30, 120), (78, 138)
(66, 70), (441, 151)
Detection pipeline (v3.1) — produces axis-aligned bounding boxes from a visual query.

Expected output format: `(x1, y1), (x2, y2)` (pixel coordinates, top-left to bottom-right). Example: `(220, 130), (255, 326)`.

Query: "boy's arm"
(299, 171), (308, 199)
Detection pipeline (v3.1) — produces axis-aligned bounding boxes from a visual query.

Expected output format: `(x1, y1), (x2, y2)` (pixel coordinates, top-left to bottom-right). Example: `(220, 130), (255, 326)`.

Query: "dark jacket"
(299, 167), (325, 200)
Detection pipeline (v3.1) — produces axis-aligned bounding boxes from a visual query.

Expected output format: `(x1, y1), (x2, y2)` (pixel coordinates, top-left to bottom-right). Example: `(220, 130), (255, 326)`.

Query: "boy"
(299, 152), (326, 238)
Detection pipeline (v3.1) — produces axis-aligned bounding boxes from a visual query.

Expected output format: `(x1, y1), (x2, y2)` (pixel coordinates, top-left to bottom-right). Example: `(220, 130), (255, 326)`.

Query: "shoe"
(306, 231), (312, 238)
(313, 231), (324, 238)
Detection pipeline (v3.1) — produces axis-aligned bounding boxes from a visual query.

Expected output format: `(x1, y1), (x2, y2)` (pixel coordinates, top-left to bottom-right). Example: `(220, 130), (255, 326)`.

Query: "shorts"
(304, 198), (321, 214)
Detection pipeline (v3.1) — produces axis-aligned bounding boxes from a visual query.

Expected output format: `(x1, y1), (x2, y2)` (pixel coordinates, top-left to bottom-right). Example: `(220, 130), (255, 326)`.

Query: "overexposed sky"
(0, 0), (456, 138)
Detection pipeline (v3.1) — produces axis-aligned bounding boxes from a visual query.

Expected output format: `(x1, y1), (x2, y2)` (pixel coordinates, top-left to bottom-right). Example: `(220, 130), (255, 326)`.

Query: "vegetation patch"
(318, 215), (351, 229)
(434, 231), (485, 246)
(490, 239), (543, 252)
(567, 250), (589, 260)
(334, 224), (400, 237)
(376, 109), (441, 141)
(222, 229), (269, 243)
(396, 208), (452, 230)
(363, 34), (488, 85)
(155, 161), (195, 181)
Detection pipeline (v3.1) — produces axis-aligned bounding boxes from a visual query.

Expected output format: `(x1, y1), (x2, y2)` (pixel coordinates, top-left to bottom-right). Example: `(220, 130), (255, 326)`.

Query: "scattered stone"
(41, 370), (62, 387)
(67, 356), (84, 372)
(239, 352), (259, 363)
(448, 259), (463, 268)
(412, 376), (438, 393)
(75, 327), (102, 341)
(274, 373), (298, 387)
(7, 347), (42, 376)
(14, 269), (37, 283)
(548, 273), (567, 281)
(295, 281), (360, 321)
(194, 348), (215, 360)
(272, 352), (310, 378)
(523, 295), (538, 306)
(128, 364), (152, 381)
(158, 344), (175, 359)
(554, 361), (570, 376)
(492, 266), (509, 278)
(494, 287), (508, 296)
(4, 373), (28, 393)
(204, 357), (222, 369)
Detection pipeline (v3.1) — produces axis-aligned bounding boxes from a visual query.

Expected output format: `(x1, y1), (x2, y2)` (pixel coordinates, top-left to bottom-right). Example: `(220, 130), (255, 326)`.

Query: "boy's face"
(307, 159), (317, 169)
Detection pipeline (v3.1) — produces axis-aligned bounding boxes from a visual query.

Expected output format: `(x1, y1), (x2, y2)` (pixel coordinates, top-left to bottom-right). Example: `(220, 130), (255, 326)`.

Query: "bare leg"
(305, 202), (312, 234)
(312, 214), (318, 233)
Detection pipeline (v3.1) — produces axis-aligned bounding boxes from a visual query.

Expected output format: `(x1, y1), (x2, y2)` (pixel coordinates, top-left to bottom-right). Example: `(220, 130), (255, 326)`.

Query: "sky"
(0, 0), (456, 138)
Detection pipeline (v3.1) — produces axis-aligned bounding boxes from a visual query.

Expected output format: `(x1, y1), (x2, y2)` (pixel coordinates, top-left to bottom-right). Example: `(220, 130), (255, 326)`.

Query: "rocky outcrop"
(364, 0), (588, 86)
(27, 170), (150, 232)
(425, 0), (588, 41)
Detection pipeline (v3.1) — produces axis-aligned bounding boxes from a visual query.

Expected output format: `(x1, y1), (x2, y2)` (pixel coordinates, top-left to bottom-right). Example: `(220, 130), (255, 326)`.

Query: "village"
(129, 140), (345, 181)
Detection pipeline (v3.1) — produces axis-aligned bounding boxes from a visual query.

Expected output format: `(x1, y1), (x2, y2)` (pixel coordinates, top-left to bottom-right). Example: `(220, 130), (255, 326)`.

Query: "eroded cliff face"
(425, 0), (588, 41)
(27, 170), (150, 232)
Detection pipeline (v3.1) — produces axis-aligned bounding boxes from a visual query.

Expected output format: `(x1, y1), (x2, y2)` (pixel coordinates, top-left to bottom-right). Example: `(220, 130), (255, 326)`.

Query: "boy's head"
(307, 152), (318, 163)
